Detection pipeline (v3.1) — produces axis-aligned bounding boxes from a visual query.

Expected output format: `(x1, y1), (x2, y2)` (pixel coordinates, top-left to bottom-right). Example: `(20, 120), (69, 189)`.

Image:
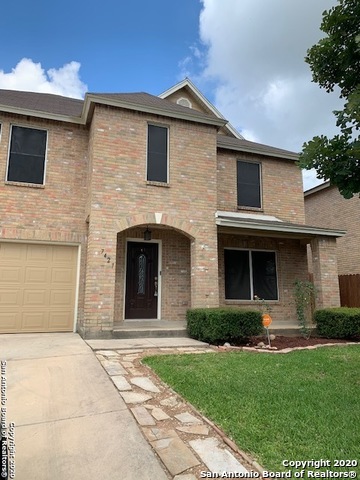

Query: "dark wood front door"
(125, 242), (159, 319)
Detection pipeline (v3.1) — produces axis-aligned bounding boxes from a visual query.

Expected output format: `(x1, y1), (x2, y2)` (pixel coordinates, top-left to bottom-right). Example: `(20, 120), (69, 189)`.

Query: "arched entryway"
(114, 224), (193, 324)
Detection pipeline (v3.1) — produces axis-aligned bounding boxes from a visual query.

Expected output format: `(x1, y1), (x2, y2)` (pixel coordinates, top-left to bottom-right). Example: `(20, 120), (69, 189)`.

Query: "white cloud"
(0, 58), (87, 99)
(192, 0), (342, 190)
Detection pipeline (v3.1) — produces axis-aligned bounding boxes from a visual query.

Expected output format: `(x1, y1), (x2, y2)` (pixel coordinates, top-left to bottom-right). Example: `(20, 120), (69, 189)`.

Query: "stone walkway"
(91, 344), (259, 479)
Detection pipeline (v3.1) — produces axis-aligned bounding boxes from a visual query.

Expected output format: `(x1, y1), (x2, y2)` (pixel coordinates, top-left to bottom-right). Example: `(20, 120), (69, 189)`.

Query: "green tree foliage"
(298, 0), (360, 198)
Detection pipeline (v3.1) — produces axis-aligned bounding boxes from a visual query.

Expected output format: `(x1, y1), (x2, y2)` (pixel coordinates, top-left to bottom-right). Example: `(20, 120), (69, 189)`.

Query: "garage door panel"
(0, 243), (26, 261)
(21, 312), (48, 331)
(23, 289), (49, 306)
(25, 266), (49, 283)
(52, 246), (77, 263)
(50, 289), (73, 306)
(26, 244), (52, 262)
(0, 266), (24, 283)
(51, 267), (75, 284)
(0, 312), (21, 331)
(48, 311), (73, 331)
(0, 289), (22, 306)
(0, 243), (77, 333)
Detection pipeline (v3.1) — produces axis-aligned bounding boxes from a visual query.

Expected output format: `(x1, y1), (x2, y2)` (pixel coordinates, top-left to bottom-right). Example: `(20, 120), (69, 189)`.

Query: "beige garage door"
(0, 243), (78, 333)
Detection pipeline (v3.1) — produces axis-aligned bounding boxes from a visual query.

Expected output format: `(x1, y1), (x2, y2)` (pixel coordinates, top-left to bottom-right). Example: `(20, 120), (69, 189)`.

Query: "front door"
(125, 242), (159, 319)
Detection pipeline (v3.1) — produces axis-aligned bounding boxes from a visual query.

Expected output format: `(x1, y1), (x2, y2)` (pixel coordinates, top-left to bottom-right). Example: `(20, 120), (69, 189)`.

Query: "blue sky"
(0, 0), (341, 189)
(0, 0), (203, 95)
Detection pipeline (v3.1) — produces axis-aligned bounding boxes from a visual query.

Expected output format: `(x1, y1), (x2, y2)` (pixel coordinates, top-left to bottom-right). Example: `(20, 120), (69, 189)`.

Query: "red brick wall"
(217, 151), (305, 223)
(218, 233), (309, 327)
(0, 112), (89, 326)
(82, 105), (220, 332)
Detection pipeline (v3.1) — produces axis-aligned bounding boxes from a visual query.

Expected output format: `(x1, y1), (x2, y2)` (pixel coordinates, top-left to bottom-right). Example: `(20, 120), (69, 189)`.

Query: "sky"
(0, 0), (341, 190)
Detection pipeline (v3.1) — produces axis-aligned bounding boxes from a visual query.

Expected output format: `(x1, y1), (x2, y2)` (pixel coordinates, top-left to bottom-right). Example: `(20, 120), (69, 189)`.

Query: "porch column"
(190, 226), (220, 309)
(82, 229), (117, 337)
(311, 237), (340, 309)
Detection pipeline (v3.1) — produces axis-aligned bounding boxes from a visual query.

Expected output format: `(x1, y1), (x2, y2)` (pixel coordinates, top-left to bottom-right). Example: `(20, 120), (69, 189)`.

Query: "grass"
(143, 346), (360, 473)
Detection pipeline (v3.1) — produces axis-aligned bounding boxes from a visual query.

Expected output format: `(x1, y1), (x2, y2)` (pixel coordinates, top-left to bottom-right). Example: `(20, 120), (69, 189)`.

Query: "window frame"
(146, 123), (169, 184)
(237, 160), (262, 209)
(6, 124), (48, 186)
(224, 248), (279, 301)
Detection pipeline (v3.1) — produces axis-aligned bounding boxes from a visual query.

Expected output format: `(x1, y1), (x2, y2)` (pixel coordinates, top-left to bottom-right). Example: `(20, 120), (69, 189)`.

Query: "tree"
(298, 0), (360, 198)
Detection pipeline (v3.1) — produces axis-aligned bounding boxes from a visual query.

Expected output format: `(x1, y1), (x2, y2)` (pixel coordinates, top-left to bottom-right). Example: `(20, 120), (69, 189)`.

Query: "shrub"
(314, 307), (360, 338)
(186, 308), (263, 344)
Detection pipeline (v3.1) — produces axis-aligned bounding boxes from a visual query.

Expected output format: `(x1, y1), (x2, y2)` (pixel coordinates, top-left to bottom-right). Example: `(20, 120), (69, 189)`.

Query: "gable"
(159, 78), (243, 139)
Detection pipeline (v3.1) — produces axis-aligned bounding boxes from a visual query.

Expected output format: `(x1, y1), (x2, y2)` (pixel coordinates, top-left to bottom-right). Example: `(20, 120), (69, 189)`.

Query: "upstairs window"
(147, 124), (168, 183)
(225, 249), (278, 301)
(237, 160), (261, 208)
(7, 126), (47, 185)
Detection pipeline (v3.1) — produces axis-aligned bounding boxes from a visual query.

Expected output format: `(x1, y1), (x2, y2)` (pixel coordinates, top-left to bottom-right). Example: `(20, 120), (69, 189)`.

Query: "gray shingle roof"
(88, 92), (222, 123)
(0, 89), (83, 117)
(217, 135), (299, 161)
(0, 88), (298, 161)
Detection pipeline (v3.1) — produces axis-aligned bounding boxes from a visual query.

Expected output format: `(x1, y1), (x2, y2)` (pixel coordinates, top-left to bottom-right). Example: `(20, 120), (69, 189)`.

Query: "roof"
(0, 86), (299, 161)
(0, 88), (227, 128)
(304, 181), (330, 197)
(216, 210), (345, 239)
(217, 135), (299, 161)
(85, 92), (226, 126)
(0, 89), (83, 117)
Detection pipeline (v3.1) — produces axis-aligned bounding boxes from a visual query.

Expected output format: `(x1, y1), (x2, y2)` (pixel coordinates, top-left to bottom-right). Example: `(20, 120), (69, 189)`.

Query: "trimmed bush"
(314, 307), (360, 339)
(186, 307), (263, 344)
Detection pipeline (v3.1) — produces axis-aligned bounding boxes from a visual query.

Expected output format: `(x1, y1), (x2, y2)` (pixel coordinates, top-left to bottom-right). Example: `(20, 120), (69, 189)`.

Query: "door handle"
(154, 276), (158, 297)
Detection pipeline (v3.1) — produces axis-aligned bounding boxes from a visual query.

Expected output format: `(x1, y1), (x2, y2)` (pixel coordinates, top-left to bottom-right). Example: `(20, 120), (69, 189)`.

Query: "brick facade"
(0, 82), (343, 337)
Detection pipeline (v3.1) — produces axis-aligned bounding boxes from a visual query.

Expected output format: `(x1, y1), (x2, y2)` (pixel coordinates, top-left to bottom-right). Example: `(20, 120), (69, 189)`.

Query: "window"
(7, 126), (47, 185)
(224, 249), (278, 300)
(147, 124), (168, 183)
(237, 160), (261, 208)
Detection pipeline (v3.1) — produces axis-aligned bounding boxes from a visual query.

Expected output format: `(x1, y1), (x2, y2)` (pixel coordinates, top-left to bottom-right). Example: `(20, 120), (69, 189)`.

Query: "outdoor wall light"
(143, 227), (152, 241)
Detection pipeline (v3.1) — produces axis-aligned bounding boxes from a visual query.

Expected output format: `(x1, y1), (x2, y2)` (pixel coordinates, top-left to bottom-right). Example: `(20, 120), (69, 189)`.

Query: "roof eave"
(83, 94), (227, 127)
(215, 217), (346, 238)
(0, 104), (83, 124)
(304, 181), (331, 196)
(217, 138), (299, 161)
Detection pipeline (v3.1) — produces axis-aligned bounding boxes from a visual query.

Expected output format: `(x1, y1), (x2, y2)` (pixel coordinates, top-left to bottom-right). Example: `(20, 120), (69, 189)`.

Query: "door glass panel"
(137, 253), (146, 294)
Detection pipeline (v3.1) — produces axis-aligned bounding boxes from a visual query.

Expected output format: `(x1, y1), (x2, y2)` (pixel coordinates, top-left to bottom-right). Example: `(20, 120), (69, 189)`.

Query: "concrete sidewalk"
(0, 333), (169, 480)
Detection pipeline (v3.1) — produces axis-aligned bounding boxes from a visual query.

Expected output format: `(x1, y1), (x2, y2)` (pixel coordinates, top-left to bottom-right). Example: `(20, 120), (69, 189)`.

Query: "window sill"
(146, 181), (170, 188)
(5, 181), (45, 189)
(237, 206), (263, 212)
(225, 299), (279, 304)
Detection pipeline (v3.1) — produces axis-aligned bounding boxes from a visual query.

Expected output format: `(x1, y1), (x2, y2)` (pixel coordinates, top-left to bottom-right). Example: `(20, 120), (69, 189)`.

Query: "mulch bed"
(245, 335), (358, 350)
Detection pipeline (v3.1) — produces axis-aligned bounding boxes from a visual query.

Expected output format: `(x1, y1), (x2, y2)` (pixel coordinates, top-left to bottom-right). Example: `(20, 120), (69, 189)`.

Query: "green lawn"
(143, 346), (360, 473)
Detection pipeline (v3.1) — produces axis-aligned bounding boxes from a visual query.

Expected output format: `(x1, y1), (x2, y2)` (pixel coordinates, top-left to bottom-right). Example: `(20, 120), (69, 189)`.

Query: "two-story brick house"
(0, 79), (344, 337)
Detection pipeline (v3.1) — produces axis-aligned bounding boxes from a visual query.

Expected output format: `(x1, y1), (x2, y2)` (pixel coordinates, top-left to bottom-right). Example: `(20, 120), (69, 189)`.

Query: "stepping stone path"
(94, 345), (252, 479)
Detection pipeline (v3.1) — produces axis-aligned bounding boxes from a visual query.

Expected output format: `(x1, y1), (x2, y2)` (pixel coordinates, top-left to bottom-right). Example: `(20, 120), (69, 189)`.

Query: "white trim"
(224, 247), (279, 301)
(124, 238), (162, 320)
(6, 124), (48, 186)
(73, 244), (81, 332)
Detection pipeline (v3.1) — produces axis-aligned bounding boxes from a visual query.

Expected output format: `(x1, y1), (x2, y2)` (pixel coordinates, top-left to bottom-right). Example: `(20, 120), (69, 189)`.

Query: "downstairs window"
(224, 249), (278, 300)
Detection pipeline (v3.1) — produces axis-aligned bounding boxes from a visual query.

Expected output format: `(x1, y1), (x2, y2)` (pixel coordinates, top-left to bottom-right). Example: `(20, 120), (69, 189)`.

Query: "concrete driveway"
(0, 333), (168, 480)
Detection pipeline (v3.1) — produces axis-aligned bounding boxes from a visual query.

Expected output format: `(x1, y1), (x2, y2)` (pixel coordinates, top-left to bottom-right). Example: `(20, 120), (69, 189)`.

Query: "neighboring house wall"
(217, 151), (305, 223)
(305, 184), (360, 275)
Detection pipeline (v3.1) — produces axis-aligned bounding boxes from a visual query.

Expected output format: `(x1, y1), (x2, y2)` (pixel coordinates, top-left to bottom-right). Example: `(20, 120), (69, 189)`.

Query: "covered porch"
(216, 211), (346, 330)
